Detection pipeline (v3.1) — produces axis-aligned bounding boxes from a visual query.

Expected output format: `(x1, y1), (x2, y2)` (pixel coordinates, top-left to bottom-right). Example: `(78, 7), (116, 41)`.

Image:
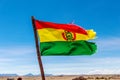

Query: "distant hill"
(0, 73), (53, 77)
(45, 74), (53, 76)
(24, 73), (34, 76)
(28, 73), (53, 76)
(0, 74), (18, 76)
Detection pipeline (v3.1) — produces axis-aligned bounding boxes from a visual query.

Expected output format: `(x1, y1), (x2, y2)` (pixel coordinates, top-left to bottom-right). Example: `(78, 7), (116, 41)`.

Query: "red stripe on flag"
(34, 20), (87, 35)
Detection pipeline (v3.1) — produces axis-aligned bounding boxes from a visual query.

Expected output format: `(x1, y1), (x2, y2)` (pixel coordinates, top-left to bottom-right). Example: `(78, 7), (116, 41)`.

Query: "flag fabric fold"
(34, 19), (97, 56)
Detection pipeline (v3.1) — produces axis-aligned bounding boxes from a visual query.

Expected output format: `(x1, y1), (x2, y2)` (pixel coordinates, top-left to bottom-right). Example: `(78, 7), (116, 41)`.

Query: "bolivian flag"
(33, 19), (97, 56)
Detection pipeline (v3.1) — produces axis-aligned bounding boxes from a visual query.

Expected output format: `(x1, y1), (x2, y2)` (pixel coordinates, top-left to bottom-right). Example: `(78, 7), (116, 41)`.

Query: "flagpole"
(31, 16), (45, 80)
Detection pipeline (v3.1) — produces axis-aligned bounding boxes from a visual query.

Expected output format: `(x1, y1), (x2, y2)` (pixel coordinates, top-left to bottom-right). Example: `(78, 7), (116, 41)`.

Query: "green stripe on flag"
(40, 40), (97, 56)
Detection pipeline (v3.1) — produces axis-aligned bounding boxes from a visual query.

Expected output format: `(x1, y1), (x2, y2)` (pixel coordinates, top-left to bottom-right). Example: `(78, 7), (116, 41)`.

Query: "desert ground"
(0, 75), (120, 80)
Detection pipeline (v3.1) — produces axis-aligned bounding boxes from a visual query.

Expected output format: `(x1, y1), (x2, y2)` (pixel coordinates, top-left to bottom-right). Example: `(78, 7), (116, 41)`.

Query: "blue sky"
(0, 0), (120, 75)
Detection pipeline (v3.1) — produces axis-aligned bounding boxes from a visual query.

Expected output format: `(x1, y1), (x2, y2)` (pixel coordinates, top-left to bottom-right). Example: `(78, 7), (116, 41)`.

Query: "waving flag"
(33, 19), (97, 56)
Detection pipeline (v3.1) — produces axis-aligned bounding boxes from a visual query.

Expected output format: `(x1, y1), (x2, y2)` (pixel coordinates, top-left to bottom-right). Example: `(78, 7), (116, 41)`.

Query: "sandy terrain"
(0, 76), (76, 80)
(0, 75), (120, 80)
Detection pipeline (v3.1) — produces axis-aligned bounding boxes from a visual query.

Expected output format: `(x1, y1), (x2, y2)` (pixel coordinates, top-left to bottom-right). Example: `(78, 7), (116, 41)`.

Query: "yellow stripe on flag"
(37, 28), (96, 42)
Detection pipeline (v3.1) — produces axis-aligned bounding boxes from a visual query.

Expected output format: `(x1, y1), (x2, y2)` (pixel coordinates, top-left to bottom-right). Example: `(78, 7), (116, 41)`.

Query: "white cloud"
(0, 45), (38, 75)
(96, 37), (120, 51)
(0, 57), (120, 75)
(88, 69), (120, 74)
(0, 58), (14, 66)
(0, 64), (39, 75)
(0, 58), (13, 62)
(0, 46), (35, 55)
(42, 57), (120, 75)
